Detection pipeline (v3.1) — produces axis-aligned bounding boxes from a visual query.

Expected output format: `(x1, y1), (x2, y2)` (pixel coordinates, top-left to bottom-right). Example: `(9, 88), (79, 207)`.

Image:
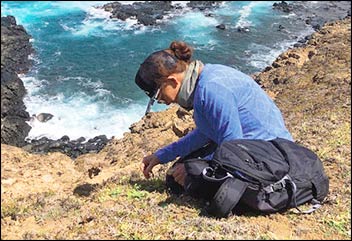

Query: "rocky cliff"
(1, 16), (112, 157)
(1, 16), (351, 240)
(1, 16), (33, 147)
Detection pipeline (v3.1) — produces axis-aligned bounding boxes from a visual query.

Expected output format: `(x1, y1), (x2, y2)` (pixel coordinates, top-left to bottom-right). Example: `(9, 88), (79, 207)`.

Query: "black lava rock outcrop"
(1, 16), (34, 147)
(273, 1), (351, 31)
(23, 135), (111, 159)
(99, 1), (223, 26)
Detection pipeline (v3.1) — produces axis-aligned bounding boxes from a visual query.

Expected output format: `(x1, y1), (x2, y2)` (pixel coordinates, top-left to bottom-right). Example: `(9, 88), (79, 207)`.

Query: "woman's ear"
(166, 75), (179, 88)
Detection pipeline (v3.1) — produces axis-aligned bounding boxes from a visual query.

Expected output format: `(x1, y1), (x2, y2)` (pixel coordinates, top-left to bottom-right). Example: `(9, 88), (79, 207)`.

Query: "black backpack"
(179, 138), (329, 218)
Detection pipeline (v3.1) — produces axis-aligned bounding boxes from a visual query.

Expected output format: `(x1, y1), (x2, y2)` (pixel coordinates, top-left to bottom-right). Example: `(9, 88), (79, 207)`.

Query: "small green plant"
(96, 185), (123, 202)
(1, 201), (20, 219)
(109, 188), (122, 198)
(1, 199), (30, 219)
(324, 215), (351, 236)
(127, 184), (147, 200)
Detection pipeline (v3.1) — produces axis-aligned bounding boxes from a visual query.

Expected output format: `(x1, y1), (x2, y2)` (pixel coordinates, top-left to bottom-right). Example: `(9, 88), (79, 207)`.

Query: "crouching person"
(135, 40), (293, 210)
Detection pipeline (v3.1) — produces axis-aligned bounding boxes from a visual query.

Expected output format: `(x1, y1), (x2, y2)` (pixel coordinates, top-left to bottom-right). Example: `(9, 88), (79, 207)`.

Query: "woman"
(135, 41), (293, 189)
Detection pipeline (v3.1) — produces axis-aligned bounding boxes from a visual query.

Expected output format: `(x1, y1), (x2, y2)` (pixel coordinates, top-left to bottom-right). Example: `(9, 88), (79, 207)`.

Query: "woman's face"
(157, 72), (184, 105)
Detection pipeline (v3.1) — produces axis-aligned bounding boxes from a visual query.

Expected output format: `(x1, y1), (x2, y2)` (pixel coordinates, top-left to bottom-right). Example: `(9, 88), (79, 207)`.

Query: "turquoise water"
(1, 1), (314, 140)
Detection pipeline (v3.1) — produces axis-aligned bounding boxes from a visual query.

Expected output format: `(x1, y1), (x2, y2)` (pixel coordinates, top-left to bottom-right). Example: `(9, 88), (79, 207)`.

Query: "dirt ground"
(1, 17), (351, 240)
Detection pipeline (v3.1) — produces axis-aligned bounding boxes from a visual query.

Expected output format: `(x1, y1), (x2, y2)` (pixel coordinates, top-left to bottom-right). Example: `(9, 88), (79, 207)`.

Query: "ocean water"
(1, 1), (315, 140)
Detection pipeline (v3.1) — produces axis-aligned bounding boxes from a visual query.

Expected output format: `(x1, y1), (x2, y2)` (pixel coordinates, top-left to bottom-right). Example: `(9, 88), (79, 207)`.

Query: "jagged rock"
(172, 121), (194, 138)
(1, 16), (34, 73)
(273, 1), (351, 30)
(272, 1), (293, 13)
(216, 24), (226, 30)
(24, 135), (111, 158)
(1, 16), (33, 147)
(1, 116), (31, 147)
(99, 1), (223, 26)
(186, 1), (222, 11)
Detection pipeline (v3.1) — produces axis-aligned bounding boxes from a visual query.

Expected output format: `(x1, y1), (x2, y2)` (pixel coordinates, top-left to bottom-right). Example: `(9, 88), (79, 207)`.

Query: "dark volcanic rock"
(100, 1), (173, 26)
(216, 24), (226, 30)
(1, 116), (32, 147)
(186, 1), (222, 11)
(1, 16), (34, 147)
(1, 15), (34, 73)
(272, 1), (351, 30)
(99, 1), (223, 26)
(273, 1), (294, 13)
(24, 135), (112, 159)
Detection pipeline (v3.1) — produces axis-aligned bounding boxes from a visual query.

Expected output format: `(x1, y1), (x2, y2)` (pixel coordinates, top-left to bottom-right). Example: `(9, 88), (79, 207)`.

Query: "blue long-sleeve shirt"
(155, 64), (293, 164)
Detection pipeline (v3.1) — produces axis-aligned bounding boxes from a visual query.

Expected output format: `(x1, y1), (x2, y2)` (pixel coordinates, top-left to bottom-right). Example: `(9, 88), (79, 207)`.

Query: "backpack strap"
(264, 174), (322, 214)
(205, 178), (248, 218)
(296, 199), (322, 214)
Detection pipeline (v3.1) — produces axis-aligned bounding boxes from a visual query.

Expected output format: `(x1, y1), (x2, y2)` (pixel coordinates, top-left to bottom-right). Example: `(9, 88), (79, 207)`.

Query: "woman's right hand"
(142, 154), (161, 179)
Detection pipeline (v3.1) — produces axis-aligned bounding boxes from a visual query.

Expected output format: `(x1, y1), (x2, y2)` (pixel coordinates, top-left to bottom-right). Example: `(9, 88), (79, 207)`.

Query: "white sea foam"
(70, 18), (103, 36)
(20, 75), (48, 95)
(50, 1), (112, 12)
(281, 12), (297, 18)
(235, 2), (256, 28)
(234, 1), (274, 29)
(60, 23), (76, 32)
(86, 5), (112, 19)
(171, 1), (189, 7)
(124, 18), (139, 30)
(21, 75), (146, 140)
(55, 1), (225, 37)
(67, 10), (146, 37)
(248, 27), (315, 70)
(20, 73), (165, 141)
(248, 44), (282, 70)
(74, 1), (222, 36)
(28, 53), (35, 60)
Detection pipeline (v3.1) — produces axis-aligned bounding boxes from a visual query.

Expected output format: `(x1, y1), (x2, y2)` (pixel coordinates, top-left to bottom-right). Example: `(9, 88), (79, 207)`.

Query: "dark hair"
(135, 41), (193, 97)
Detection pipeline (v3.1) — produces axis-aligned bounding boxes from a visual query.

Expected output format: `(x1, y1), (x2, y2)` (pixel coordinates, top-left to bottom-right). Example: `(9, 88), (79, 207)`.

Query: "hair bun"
(169, 41), (193, 62)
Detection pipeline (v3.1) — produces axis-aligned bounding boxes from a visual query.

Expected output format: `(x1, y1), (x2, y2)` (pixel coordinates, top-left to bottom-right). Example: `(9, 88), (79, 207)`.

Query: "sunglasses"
(145, 87), (161, 115)
(135, 51), (178, 115)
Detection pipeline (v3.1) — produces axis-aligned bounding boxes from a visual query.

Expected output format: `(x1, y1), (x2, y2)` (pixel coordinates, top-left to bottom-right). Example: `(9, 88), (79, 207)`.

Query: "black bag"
(181, 138), (329, 218)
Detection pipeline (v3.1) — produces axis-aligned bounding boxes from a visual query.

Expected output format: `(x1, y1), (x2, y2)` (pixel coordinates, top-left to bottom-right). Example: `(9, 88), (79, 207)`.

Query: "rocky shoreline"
(273, 1), (351, 30)
(1, 16), (111, 158)
(98, 1), (351, 32)
(23, 135), (111, 159)
(99, 1), (223, 26)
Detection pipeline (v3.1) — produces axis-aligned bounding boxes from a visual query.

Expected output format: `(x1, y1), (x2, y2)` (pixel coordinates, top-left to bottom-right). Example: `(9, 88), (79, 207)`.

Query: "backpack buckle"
(202, 167), (234, 182)
(263, 175), (290, 193)
(272, 182), (285, 191)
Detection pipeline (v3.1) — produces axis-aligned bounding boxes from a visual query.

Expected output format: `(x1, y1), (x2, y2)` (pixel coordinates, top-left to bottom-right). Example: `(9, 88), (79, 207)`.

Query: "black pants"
(165, 141), (217, 195)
